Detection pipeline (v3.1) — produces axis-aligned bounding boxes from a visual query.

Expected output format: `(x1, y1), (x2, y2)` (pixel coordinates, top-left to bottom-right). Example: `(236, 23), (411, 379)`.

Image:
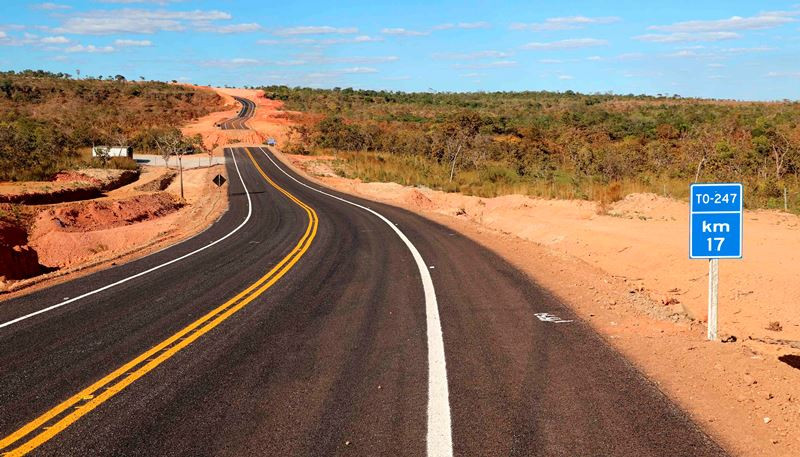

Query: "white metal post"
(708, 258), (719, 341)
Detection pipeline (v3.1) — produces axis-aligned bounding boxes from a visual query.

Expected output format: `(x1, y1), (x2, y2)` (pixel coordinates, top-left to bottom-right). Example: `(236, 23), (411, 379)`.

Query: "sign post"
(689, 183), (742, 341)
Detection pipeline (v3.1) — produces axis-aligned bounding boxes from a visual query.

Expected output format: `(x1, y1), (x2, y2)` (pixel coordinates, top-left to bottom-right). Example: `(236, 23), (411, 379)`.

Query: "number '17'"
(707, 237), (724, 251)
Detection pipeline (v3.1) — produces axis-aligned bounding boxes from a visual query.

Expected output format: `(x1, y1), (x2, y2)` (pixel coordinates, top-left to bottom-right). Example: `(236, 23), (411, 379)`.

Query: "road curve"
(0, 144), (729, 455)
(219, 96), (255, 130)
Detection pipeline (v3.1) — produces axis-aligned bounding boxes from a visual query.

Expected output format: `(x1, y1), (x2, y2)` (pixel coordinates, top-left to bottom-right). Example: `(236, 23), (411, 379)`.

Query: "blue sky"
(1, 0), (799, 100)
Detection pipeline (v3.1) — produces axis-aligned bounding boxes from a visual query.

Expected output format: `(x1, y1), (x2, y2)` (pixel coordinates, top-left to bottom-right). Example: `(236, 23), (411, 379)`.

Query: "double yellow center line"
(0, 148), (318, 456)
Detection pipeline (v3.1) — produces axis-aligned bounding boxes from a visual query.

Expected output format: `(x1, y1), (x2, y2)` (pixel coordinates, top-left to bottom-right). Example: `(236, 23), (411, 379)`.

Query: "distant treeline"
(0, 70), (223, 181)
(262, 85), (800, 209)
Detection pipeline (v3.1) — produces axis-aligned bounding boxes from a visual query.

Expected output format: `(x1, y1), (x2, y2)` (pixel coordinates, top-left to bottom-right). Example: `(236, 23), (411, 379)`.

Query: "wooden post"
(708, 258), (719, 341)
(784, 186), (788, 212)
(178, 155), (184, 201)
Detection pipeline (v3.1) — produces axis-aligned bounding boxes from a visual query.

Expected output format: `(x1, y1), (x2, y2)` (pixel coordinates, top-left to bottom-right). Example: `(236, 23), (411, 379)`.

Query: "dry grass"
(328, 150), (800, 212)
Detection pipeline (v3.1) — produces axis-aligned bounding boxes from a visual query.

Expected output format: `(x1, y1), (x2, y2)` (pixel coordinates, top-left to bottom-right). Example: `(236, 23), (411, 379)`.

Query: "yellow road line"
(0, 147), (318, 456)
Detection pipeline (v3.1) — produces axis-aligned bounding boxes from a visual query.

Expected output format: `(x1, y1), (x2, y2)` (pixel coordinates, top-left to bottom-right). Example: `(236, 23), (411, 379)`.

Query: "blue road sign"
(690, 183), (743, 259)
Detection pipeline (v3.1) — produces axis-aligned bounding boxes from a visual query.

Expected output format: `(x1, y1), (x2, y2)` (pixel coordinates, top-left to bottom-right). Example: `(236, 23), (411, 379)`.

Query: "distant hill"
(0, 70), (224, 181)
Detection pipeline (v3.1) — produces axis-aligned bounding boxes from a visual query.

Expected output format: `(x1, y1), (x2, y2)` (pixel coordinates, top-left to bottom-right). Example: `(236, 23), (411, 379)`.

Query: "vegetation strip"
(265, 85), (800, 211)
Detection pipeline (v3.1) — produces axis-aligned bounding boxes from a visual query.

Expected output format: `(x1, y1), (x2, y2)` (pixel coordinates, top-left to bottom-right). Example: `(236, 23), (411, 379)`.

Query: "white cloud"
(285, 55), (398, 65)
(766, 71), (800, 78)
(723, 46), (774, 53)
(381, 27), (429, 36)
(433, 50), (511, 60)
(197, 23), (261, 34)
(521, 38), (608, 50)
(0, 32), (74, 47)
(65, 44), (116, 53)
(321, 55), (398, 64)
(32, 2), (71, 10)
(273, 26), (358, 36)
(558, 75), (575, 80)
(635, 32), (740, 43)
(53, 9), (232, 35)
(666, 50), (700, 58)
(258, 35), (382, 46)
(389, 22), (490, 35)
(114, 39), (153, 46)
(454, 22), (490, 29)
(454, 60), (517, 69)
(649, 13), (796, 33)
(40, 35), (70, 44)
(511, 16), (620, 31)
(341, 67), (378, 74)
(615, 52), (645, 60)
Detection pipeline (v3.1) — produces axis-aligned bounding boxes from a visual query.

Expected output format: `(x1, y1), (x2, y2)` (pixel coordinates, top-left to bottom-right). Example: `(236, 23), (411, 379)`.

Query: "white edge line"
(257, 147), (453, 457)
(0, 149), (253, 330)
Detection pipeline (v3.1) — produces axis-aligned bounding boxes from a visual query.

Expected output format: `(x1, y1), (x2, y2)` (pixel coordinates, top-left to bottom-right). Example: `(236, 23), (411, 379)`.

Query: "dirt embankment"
(0, 163), (228, 295)
(0, 212), (46, 281)
(279, 152), (800, 457)
(0, 169), (139, 205)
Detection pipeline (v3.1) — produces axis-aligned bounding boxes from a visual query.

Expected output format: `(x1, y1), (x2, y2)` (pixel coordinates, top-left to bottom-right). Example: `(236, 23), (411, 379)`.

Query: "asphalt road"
(218, 96), (255, 130)
(0, 144), (729, 456)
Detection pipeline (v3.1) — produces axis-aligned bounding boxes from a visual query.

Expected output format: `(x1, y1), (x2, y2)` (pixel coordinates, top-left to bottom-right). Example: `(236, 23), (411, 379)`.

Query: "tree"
(766, 126), (799, 180)
(155, 129), (193, 200)
(0, 79), (12, 99)
(202, 139), (219, 167)
(440, 112), (482, 182)
(94, 145), (111, 168)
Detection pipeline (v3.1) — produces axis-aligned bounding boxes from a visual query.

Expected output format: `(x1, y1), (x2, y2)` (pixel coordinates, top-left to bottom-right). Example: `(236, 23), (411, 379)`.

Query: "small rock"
(743, 374), (757, 386)
(766, 321), (783, 332)
(767, 393), (774, 400)
(764, 417), (772, 424)
(345, 441), (351, 446)
(662, 296), (680, 306)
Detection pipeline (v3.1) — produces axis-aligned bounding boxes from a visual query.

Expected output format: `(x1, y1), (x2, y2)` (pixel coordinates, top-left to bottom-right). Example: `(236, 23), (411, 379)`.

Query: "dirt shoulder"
(276, 151), (800, 457)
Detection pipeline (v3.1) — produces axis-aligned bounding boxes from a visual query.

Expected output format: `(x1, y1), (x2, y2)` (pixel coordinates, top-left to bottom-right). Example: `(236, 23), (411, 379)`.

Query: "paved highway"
(0, 143), (729, 455)
(219, 96), (255, 130)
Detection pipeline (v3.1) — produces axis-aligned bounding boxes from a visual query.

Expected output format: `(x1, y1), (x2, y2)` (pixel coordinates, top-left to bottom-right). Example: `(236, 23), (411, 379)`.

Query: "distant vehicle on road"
(92, 146), (133, 158)
(266, 138), (277, 146)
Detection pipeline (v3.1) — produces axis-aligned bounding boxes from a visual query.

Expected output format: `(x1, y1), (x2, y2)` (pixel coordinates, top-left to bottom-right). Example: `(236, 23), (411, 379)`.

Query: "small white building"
(92, 146), (133, 158)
